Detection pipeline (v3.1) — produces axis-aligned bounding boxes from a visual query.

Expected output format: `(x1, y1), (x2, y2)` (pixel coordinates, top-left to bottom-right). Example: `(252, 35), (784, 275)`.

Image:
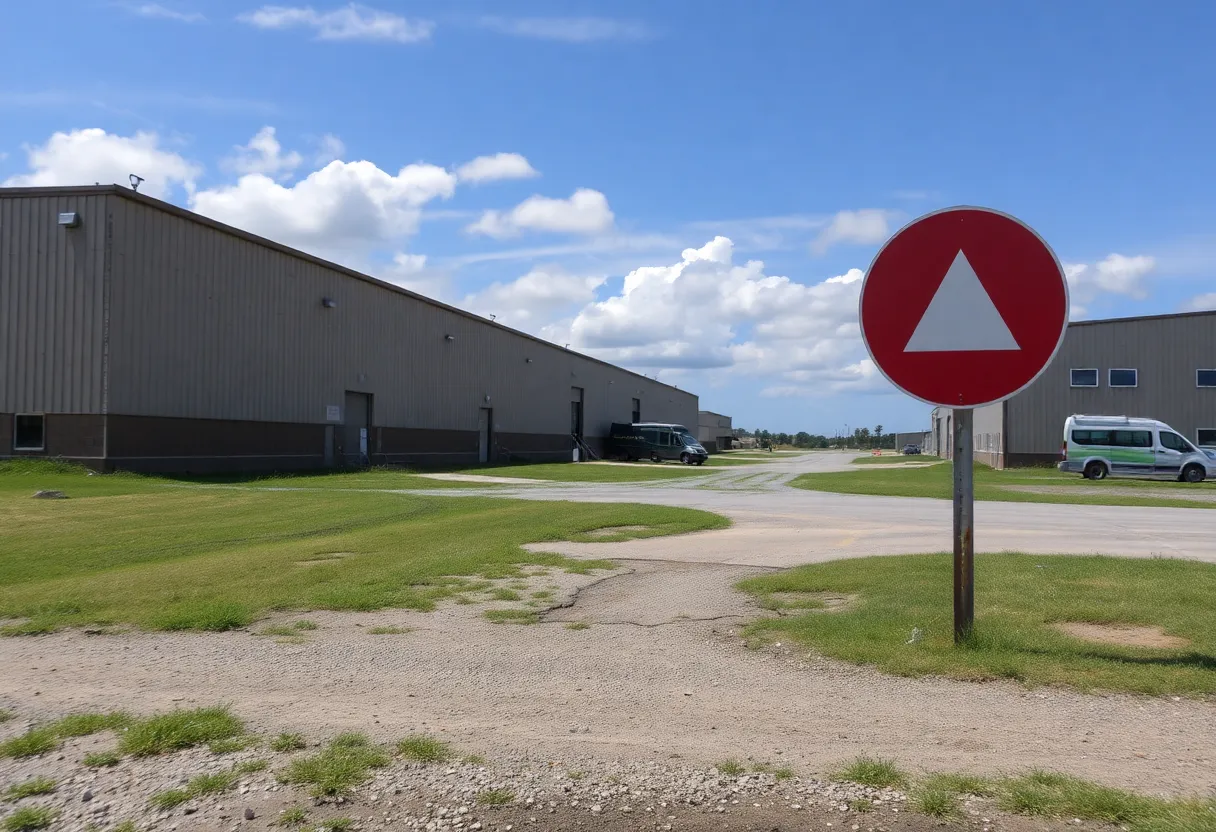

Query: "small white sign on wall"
(326, 405), (341, 422)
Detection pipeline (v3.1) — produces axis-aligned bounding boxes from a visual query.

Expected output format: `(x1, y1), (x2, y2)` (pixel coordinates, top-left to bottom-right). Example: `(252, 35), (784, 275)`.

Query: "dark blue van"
(607, 422), (708, 465)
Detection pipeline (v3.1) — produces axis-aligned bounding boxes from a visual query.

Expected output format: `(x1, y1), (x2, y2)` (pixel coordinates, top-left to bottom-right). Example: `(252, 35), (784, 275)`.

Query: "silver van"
(1059, 414), (1216, 483)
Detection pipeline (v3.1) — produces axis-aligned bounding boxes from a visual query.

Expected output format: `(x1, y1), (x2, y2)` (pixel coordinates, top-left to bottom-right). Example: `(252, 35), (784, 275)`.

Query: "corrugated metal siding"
(1009, 314), (1216, 454)
(106, 197), (697, 433)
(0, 193), (107, 413)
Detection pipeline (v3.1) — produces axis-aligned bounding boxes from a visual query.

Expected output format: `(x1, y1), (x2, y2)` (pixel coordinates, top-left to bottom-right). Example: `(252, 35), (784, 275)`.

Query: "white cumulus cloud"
(1065, 253), (1156, 302)
(124, 3), (205, 23)
(222, 126), (302, 179)
(238, 4), (434, 42)
(2, 128), (201, 198)
(190, 158), (456, 254)
(811, 209), (894, 255)
(461, 268), (605, 328)
(315, 134), (346, 165)
(467, 188), (614, 238)
(456, 153), (539, 184)
(1184, 292), (1216, 312)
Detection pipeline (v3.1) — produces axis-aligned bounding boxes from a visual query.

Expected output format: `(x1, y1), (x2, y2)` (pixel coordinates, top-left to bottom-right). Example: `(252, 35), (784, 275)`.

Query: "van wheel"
(1083, 461), (1108, 481)
(1182, 464), (1206, 484)
(651, 454), (661, 463)
(680, 452), (691, 465)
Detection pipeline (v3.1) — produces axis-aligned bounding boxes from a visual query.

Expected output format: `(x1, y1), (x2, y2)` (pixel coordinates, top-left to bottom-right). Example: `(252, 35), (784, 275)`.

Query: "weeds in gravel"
(912, 787), (960, 819)
(111, 822), (138, 832)
(849, 799), (873, 813)
(120, 706), (244, 756)
(834, 756), (907, 788)
(279, 733), (389, 796)
(3, 778), (56, 802)
(530, 590), (554, 600)
(150, 770), (241, 809)
(715, 760), (745, 776)
(209, 735), (259, 754)
(0, 709), (13, 723)
(2, 807), (57, 832)
(317, 819), (353, 832)
(477, 788), (515, 806)
(921, 772), (994, 797)
(462, 755), (487, 765)
(566, 771), (584, 780)
(83, 750), (122, 767)
(277, 807), (308, 826)
(271, 732), (308, 752)
(235, 759), (269, 774)
(483, 609), (538, 625)
(563, 560), (615, 576)
(367, 626), (409, 635)
(564, 621), (590, 631)
(489, 589), (521, 601)
(0, 728), (58, 759)
(397, 734), (452, 763)
(995, 770), (1216, 830)
(51, 711), (132, 737)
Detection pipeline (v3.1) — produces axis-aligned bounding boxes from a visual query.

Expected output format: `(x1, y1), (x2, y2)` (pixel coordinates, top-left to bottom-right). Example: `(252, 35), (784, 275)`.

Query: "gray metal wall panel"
(1008, 314), (1216, 454)
(106, 197), (697, 434)
(0, 193), (106, 413)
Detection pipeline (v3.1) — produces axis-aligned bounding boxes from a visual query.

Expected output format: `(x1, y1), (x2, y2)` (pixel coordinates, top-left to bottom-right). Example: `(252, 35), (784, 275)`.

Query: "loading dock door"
(570, 387), (585, 461)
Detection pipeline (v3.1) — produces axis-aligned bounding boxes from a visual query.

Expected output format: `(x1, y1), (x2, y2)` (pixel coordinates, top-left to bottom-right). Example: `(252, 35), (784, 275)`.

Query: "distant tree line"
(733, 425), (897, 450)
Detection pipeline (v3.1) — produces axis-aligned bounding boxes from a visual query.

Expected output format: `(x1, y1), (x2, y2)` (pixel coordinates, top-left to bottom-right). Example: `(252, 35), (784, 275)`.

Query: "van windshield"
(676, 431), (698, 447)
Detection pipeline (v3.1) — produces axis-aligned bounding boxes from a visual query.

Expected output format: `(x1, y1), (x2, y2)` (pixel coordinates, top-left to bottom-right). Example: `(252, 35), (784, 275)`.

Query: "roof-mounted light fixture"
(58, 212), (80, 228)
(445, 334), (455, 341)
(321, 297), (337, 308)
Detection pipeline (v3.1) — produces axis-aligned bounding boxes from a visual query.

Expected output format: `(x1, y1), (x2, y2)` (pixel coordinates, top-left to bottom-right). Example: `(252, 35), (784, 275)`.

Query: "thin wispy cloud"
(475, 16), (652, 43)
(0, 89), (278, 117)
(122, 3), (206, 23)
(238, 4), (434, 43)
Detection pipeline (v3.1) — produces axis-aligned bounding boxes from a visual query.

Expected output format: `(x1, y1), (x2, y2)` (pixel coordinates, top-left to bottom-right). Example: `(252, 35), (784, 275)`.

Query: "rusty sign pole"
(952, 407), (975, 643)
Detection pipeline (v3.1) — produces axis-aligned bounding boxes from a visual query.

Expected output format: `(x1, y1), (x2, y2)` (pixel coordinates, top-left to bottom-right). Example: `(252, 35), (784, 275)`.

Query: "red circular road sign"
(859, 206), (1068, 408)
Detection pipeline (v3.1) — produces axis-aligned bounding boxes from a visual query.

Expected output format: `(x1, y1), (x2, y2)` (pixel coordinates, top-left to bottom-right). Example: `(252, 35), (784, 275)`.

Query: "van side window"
(1160, 432), (1191, 452)
(1072, 430), (1110, 445)
(658, 431), (671, 446)
(642, 429), (659, 444)
(1115, 430), (1152, 448)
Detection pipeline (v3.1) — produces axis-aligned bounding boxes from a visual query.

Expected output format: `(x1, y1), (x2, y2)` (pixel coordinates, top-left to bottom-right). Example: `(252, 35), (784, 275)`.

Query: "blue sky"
(3, 1), (1215, 436)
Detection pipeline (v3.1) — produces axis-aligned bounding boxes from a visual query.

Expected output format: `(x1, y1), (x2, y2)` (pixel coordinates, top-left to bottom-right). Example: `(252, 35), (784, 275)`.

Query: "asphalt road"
(429, 452), (1216, 566)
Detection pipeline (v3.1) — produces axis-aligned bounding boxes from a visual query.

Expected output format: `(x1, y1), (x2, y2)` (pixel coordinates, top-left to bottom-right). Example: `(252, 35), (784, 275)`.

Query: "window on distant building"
(1070, 368), (1098, 387)
(1197, 429), (1216, 447)
(13, 414), (45, 451)
(1108, 368), (1138, 388)
(631, 398), (641, 423)
(1198, 369), (1216, 388)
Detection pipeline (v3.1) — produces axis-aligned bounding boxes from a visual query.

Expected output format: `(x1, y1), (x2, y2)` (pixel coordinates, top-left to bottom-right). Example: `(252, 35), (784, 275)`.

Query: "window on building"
(13, 414), (45, 451)
(1160, 431), (1193, 452)
(631, 398), (641, 423)
(1198, 429), (1216, 447)
(1198, 370), (1216, 388)
(1070, 369), (1098, 387)
(1108, 368), (1138, 388)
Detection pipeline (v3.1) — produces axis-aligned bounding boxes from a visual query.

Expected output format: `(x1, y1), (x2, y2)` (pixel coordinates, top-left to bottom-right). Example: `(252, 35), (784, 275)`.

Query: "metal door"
(343, 391), (371, 466)
(478, 408), (492, 464)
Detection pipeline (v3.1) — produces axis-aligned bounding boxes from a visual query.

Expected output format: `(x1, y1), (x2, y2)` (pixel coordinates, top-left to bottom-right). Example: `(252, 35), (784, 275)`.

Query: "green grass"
(564, 621), (590, 631)
(235, 759), (269, 774)
(2, 807), (57, 832)
(51, 711), (132, 737)
(366, 625), (409, 635)
(912, 787), (960, 818)
(111, 822), (138, 832)
(833, 756), (907, 788)
(317, 819), (354, 832)
(271, 732), (308, 752)
(150, 769), (243, 809)
(448, 462), (711, 483)
(477, 788), (515, 806)
(463, 754), (487, 765)
(119, 706), (244, 756)
(209, 734), (259, 754)
(0, 710), (13, 723)
(740, 553), (1216, 696)
(0, 462), (724, 633)
(489, 588), (521, 601)
(849, 799), (873, 813)
(396, 734), (452, 763)
(83, 750), (122, 767)
(277, 807), (308, 826)
(0, 729), (58, 759)
(2, 778), (55, 802)
(278, 733), (390, 797)
(850, 455), (942, 465)
(920, 772), (994, 797)
(483, 609), (539, 625)
(996, 771), (1216, 832)
(791, 461), (1216, 509)
(715, 760), (745, 776)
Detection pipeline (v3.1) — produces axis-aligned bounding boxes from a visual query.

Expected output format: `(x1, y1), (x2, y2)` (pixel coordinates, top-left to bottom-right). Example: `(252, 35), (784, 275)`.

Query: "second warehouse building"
(1, 185), (699, 472)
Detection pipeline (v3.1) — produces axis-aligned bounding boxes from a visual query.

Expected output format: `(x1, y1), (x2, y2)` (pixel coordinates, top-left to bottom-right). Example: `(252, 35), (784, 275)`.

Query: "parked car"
(902, 444), (921, 455)
(1059, 414), (1216, 483)
(606, 422), (709, 464)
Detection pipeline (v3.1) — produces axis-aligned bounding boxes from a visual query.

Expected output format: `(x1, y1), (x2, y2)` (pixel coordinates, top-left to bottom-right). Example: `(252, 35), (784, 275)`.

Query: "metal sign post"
(952, 408), (974, 642)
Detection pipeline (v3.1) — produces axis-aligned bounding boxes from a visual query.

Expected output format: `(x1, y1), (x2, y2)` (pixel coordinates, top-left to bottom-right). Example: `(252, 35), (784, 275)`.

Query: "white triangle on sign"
(903, 250), (1020, 352)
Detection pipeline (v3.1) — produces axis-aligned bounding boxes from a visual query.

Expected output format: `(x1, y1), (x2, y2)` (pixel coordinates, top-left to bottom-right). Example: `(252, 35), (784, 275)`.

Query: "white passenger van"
(1060, 415), (1216, 483)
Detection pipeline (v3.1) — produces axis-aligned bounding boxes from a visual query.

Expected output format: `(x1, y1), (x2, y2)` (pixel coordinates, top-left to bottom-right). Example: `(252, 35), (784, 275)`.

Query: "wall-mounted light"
(444, 334), (455, 341)
(321, 297), (337, 309)
(484, 395), (491, 403)
(58, 212), (80, 228)
(525, 358), (533, 363)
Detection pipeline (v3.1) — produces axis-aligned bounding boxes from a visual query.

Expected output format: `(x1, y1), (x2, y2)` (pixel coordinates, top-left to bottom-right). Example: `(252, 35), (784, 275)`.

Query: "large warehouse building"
(0, 185), (698, 473)
(924, 310), (1216, 466)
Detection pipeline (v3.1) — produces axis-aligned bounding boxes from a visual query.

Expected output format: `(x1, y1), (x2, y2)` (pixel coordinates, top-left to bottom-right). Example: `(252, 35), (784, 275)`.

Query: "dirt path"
(3, 559), (1213, 798)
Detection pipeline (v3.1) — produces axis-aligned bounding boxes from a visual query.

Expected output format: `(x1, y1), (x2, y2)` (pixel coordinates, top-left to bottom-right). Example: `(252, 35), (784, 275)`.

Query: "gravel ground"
(0, 731), (1102, 832)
